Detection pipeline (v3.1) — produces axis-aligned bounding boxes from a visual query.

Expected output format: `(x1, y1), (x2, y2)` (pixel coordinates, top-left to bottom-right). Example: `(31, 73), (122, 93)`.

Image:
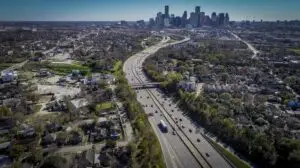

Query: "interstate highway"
(123, 36), (231, 168)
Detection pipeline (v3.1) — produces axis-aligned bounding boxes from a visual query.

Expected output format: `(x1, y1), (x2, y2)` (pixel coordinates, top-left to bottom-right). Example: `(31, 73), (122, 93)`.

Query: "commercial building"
(189, 12), (198, 28)
(181, 11), (188, 27)
(211, 12), (217, 26)
(165, 5), (169, 18)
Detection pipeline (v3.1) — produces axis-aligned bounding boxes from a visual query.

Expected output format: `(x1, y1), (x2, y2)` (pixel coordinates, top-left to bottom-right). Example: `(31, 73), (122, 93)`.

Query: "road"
(228, 30), (259, 59)
(44, 141), (128, 154)
(124, 36), (232, 168)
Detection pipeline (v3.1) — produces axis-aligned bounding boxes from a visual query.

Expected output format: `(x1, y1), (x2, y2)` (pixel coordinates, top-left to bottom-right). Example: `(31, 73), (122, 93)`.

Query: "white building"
(1, 70), (18, 82)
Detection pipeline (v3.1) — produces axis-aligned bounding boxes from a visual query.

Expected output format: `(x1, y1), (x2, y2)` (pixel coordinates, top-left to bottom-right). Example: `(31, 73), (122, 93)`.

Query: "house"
(288, 100), (300, 110)
(17, 124), (36, 138)
(1, 71), (18, 83)
(69, 131), (82, 145)
(38, 69), (52, 77)
(178, 81), (196, 92)
(45, 123), (62, 133)
(42, 133), (57, 145)
(0, 142), (10, 151)
(70, 98), (89, 113)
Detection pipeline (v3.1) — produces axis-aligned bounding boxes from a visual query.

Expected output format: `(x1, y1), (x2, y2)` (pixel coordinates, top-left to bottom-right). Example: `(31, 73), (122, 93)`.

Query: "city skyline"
(0, 0), (300, 21)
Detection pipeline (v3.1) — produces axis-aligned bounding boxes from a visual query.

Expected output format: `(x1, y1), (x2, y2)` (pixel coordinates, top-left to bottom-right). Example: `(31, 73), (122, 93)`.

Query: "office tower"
(149, 18), (155, 28)
(165, 5), (169, 18)
(156, 12), (164, 28)
(218, 13), (225, 26)
(195, 6), (201, 27)
(174, 16), (182, 27)
(195, 6), (200, 14)
(204, 15), (211, 26)
(136, 20), (145, 28)
(170, 14), (175, 25)
(200, 12), (205, 26)
(164, 18), (170, 27)
(181, 11), (188, 27)
(225, 13), (230, 25)
(211, 12), (217, 26)
(189, 12), (198, 27)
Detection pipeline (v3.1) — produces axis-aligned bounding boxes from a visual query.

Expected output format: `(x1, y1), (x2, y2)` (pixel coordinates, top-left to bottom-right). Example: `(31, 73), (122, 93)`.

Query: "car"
(164, 98), (167, 101)
(175, 121), (178, 124)
(145, 104), (147, 107)
(171, 109), (174, 112)
(197, 138), (201, 142)
(189, 129), (192, 133)
(151, 105), (153, 107)
(140, 96), (142, 98)
(169, 104), (171, 106)
(172, 131), (176, 135)
(182, 125), (185, 129)
(179, 118), (182, 122)
(147, 96), (149, 99)
(175, 117), (177, 120)
(205, 153), (210, 157)
(148, 113), (154, 116)
(155, 110), (158, 113)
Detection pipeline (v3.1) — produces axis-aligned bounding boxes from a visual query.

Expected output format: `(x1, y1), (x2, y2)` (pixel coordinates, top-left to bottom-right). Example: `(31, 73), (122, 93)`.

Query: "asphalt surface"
(124, 36), (232, 168)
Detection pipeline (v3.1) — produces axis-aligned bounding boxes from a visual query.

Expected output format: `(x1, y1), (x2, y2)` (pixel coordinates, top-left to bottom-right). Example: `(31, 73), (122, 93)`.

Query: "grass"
(0, 63), (14, 71)
(48, 63), (91, 76)
(113, 60), (123, 76)
(209, 139), (250, 168)
(289, 48), (300, 55)
(34, 104), (42, 113)
(96, 102), (113, 111)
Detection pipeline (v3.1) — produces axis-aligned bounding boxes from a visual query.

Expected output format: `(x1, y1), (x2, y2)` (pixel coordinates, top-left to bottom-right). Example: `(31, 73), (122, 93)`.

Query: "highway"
(123, 36), (232, 168)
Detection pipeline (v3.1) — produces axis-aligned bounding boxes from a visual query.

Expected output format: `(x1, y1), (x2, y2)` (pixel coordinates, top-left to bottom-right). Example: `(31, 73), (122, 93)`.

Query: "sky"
(0, 0), (299, 21)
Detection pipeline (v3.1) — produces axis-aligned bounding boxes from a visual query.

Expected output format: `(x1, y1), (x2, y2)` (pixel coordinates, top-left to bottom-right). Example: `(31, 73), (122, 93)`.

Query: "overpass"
(131, 82), (161, 89)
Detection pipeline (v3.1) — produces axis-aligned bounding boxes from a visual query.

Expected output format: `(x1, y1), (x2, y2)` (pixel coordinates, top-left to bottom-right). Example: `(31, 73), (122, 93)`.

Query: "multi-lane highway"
(123, 36), (232, 168)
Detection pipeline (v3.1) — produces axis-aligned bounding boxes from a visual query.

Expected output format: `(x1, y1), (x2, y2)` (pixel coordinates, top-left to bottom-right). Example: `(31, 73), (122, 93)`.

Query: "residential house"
(1, 71), (18, 83)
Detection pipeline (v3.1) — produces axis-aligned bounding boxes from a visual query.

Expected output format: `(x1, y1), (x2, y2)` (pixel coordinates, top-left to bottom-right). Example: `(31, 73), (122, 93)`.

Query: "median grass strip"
(208, 138), (250, 168)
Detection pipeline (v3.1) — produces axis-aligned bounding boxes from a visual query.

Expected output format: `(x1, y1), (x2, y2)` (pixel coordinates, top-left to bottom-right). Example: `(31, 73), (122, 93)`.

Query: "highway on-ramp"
(123, 36), (232, 168)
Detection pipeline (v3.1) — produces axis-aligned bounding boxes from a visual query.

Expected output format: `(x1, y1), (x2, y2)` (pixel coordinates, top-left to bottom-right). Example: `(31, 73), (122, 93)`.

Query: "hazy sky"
(0, 0), (299, 21)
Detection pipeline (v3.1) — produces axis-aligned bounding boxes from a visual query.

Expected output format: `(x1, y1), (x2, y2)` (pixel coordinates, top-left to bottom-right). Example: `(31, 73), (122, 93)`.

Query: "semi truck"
(159, 120), (168, 133)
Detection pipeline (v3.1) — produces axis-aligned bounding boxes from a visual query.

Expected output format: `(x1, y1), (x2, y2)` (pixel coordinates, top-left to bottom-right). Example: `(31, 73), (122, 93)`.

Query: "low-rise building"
(1, 71), (18, 83)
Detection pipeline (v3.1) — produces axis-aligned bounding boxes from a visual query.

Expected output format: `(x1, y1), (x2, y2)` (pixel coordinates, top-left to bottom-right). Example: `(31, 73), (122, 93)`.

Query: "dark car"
(155, 110), (158, 113)
(197, 138), (201, 142)
(189, 129), (192, 133)
(171, 109), (174, 112)
(151, 104), (153, 107)
(205, 153), (210, 157)
(179, 118), (182, 122)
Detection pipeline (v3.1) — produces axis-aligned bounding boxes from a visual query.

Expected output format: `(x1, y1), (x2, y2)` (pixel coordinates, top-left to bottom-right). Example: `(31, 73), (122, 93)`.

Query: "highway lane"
(124, 36), (232, 168)
(124, 37), (203, 168)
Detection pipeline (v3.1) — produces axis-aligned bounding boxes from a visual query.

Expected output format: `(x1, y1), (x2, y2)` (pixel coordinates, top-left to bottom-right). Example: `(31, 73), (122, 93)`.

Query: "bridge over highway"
(131, 82), (161, 89)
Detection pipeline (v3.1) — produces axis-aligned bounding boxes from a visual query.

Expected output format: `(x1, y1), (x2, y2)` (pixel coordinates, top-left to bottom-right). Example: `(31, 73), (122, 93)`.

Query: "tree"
(106, 139), (116, 148)
(10, 144), (25, 159)
(40, 155), (67, 168)
(0, 106), (12, 117)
